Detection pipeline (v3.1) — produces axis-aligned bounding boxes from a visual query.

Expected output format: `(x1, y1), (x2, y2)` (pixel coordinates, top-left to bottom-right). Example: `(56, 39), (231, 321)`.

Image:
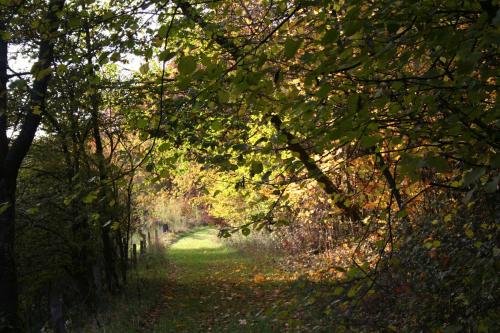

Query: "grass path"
(149, 227), (329, 332)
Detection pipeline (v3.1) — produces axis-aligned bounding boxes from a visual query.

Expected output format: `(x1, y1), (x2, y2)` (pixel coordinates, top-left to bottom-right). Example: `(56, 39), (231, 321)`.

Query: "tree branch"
(5, 0), (66, 175)
(270, 115), (362, 222)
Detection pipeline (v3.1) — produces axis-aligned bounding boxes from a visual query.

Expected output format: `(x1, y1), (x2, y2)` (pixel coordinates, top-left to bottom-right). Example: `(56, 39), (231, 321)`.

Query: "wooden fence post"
(132, 244), (137, 268)
(140, 240), (146, 254)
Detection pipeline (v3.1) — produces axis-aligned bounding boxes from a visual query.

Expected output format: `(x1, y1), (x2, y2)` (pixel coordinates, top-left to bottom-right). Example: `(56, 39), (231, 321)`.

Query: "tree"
(0, 1), (65, 331)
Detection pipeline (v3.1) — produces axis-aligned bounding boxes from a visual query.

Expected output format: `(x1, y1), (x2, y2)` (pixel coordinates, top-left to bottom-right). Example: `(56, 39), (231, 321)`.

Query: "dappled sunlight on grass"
(152, 227), (339, 333)
(169, 227), (225, 250)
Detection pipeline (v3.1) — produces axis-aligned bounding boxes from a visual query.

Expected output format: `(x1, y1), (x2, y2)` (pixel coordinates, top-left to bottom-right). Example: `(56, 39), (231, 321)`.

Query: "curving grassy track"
(151, 227), (281, 332)
(138, 227), (336, 333)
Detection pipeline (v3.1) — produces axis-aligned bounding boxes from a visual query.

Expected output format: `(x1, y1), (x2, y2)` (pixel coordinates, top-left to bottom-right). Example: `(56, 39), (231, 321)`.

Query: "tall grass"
(152, 197), (204, 233)
(222, 229), (284, 263)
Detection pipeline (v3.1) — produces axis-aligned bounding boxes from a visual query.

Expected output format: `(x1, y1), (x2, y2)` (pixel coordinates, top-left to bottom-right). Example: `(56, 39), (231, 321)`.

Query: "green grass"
(73, 227), (339, 332)
(154, 227), (336, 333)
(156, 227), (279, 332)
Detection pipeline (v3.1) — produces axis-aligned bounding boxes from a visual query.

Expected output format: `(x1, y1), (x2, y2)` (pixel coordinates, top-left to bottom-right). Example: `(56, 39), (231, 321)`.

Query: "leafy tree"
(0, 1), (65, 330)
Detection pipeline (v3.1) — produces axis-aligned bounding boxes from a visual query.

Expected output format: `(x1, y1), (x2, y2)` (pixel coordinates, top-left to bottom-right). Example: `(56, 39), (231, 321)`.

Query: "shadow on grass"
(74, 227), (344, 333)
(153, 268), (340, 333)
(155, 230), (340, 333)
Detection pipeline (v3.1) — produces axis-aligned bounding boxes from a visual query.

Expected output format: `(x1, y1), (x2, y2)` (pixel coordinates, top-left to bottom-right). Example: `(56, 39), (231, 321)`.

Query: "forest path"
(147, 226), (326, 333)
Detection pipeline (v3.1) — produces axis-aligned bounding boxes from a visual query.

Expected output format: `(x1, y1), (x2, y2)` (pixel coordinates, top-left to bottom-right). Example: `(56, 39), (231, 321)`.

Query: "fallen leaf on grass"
(253, 273), (266, 283)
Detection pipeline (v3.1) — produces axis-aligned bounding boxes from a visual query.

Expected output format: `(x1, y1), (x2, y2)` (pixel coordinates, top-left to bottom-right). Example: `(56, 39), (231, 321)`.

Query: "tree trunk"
(84, 14), (119, 293)
(101, 227), (119, 292)
(0, 178), (18, 333)
(0, 1), (65, 330)
(0, 22), (18, 332)
(49, 282), (65, 333)
(132, 244), (137, 268)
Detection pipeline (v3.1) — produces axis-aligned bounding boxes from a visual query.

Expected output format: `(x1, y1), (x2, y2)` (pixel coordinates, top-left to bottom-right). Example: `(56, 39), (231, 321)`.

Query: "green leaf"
(157, 142), (170, 152)
(83, 190), (99, 204)
(26, 207), (39, 215)
(359, 134), (381, 148)
(110, 52), (120, 62)
(484, 175), (499, 193)
(261, 170), (272, 183)
(68, 17), (81, 28)
(232, 143), (248, 152)
(56, 64), (67, 74)
(250, 161), (264, 175)
(159, 168), (169, 178)
(306, 296), (317, 305)
(158, 24), (169, 37)
(343, 20), (362, 37)
(347, 94), (359, 112)
(347, 285), (360, 298)
(425, 155), (449, 172)
(0, 31), (12, 41)
(241, 227), (250, 236)
(315, 84), (330, 99)
(463, 188), (475, 204)
(321, 29), (340, 44)
(137, 118), (148, 129)
(177, 56), (197, 75)
(159, 51), (175, 62)
(211, 120), (223, 131)
(36, 67), (52, 80)
(218, 90), (230, 103)
(396, 210), (408, 218)
(463, 167), (486, 186)
(139, 63), (149, 74)
(465, 229), (474, 238)
(284, 39), (302, 59)
(491, 154), (500, 168)
(0, 202), (11, 215)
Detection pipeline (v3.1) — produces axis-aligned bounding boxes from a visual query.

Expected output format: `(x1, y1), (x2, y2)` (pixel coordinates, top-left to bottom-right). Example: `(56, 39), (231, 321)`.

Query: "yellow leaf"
(32, 105), (42, 115)
(253, 273), (265, 283)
